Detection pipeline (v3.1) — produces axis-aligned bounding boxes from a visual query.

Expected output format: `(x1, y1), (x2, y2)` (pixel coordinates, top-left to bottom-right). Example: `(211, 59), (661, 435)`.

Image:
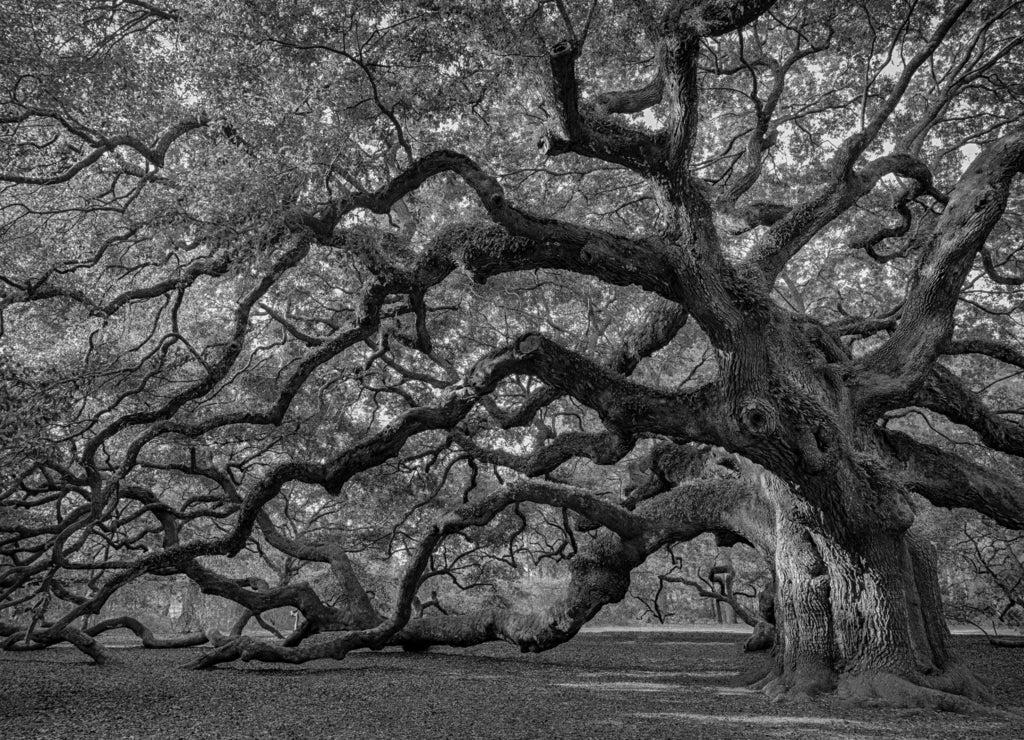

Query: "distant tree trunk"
(176, 582), (204, 633)
(718, 548), (737, 624)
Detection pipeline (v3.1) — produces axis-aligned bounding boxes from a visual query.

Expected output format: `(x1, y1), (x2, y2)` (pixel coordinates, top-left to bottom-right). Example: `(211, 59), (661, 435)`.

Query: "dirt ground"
(1, 630), (1022, 739)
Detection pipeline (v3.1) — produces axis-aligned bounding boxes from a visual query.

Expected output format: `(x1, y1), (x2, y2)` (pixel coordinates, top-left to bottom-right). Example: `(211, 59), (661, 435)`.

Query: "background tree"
(2, 0), (1024, 712)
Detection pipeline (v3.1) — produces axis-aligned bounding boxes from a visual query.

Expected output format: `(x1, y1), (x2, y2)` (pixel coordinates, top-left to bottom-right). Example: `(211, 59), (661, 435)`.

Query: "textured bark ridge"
(395, 535), (644, 653)
(751, 476), (996, 712)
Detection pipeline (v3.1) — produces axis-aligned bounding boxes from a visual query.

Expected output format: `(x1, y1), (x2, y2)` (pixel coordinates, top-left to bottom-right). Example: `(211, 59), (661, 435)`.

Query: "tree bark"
(87, 616), (209, 649)
(755, 475), (993, 710)
(393, 534), (645, 653)
(3, 623), (114, 665)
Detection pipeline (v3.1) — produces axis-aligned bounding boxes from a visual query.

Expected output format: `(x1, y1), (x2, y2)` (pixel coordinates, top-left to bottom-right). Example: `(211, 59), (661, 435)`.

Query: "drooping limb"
(87, 616), (209, 649)
(3, 624), (113, 665)
(385, 476), (774, 655)
(182, 479), (651, 668)
(184, 472), (768, 668)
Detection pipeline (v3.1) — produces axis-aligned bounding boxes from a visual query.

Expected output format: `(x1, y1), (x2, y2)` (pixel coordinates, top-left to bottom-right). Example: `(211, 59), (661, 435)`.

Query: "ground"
(1, 628), (1022, 739)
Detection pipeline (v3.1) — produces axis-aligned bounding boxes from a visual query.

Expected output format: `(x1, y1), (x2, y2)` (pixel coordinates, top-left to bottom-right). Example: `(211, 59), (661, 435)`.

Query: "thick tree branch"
(328, 151), (682, 300)
(912, 364), (1024, 460)
(858, 130), (1024, 409)
(752, 152), (943, 282)
(542, 42), (661, 174)
(480, 298), (687, 432)
(944, 337), (1024, 370)
(593, 75), (665, 115)
(452, 430), (636, 477)
(879, 429), (1024, 530)
(830, 0), (972, 178)
(467, 332), (722, 444)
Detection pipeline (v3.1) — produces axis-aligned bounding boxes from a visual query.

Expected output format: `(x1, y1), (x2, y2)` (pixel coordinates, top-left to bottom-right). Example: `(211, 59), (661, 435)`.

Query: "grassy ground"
(1, 630), (1022, 739)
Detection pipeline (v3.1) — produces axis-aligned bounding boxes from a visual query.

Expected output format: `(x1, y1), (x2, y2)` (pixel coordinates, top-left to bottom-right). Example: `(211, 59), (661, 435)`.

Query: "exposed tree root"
(753, 664), (836, 703)
(836, 669), (1004, 715)
(743, 621), (776, 652)
(748, 662), (1005, 715)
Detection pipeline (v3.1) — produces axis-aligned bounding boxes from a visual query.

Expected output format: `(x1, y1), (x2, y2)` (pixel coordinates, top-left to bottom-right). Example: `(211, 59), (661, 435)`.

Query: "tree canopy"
(2, 0), (1024, 711)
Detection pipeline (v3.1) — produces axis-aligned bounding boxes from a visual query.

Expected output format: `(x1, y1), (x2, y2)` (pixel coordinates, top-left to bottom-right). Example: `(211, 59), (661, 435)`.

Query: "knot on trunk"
(738, 398), (777, 436)
(514, 333), (543, 357)
(550, 39), (576, 59)
(537, 129), (571, 157)
(798, 425), (834, 473)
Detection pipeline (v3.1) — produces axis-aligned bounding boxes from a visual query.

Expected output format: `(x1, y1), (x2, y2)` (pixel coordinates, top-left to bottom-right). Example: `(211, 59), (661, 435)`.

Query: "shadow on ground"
(1, 630), (1021, 739)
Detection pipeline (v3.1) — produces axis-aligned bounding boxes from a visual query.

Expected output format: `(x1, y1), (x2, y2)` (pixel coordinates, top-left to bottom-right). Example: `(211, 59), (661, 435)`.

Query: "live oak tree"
(2, 0), (1024, 711)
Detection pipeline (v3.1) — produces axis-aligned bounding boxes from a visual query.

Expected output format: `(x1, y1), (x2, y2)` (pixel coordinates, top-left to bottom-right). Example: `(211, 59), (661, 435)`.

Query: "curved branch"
(477, 298), (687, 432)
(0, 115), (207, 185)
(944, 337), (1024, 370)
(912, 364), (1024, 460)
(3, 624), (113, 664)
(452, 429), (636, 477)
(542, 42), (660, 174)
(466, 332), (722, 444)
(85, 616), (208, 648)
(879, 429), (1024, 530)
(752, 152), (943, 282)
(979, 246), (1024, 286)
(860, 130), (1024, 409)
(330, 151), (682, 299)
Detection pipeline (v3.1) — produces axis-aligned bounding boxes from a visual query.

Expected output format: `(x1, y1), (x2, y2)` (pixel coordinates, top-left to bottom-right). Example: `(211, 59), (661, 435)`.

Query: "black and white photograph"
(2, 1), (1024, 737)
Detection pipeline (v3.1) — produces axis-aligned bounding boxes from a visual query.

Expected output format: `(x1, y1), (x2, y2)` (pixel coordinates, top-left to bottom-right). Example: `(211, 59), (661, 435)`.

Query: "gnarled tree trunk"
(756, 474), (992, 710)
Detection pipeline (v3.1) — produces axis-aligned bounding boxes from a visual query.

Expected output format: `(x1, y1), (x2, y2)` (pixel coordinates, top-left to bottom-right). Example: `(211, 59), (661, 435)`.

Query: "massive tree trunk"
(756, 474), (992, 710)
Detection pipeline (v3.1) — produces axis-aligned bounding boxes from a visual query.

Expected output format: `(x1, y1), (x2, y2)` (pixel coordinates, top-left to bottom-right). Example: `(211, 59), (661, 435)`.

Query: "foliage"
(1, 1), (1024, 707)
